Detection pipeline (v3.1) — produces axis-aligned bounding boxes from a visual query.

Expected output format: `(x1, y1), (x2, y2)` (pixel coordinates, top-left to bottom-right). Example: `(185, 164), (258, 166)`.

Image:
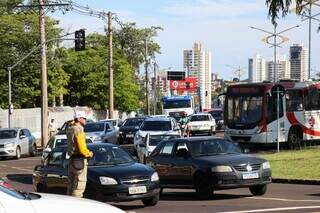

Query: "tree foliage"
(266, 0), (304, 24)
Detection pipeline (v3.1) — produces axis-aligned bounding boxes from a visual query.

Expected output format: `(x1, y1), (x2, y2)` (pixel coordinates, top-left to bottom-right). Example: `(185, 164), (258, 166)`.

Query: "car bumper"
(212, 170), (272, 190)
(119, 133), (135, 143)
(86, 181), (160, 202)
(0, 147), (16, 157)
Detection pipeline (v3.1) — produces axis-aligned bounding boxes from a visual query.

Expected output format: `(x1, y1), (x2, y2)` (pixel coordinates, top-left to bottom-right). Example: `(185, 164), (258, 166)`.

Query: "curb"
(272, 178), (320, 185)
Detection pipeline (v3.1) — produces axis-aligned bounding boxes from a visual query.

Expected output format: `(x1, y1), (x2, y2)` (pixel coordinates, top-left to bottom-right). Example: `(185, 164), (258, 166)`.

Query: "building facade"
(290, 44), (309, 81)
(183, 43), (212, 110)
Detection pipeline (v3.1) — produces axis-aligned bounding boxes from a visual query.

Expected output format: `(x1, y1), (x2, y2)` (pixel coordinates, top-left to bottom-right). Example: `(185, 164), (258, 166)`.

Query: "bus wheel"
(288, 128), (302, 150)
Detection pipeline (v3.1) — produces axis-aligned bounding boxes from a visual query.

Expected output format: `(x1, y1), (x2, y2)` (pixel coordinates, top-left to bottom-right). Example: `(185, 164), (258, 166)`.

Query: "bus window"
(304, 88), (320, 111)
(286, 90), (303, 112)
(267, 94), (284, 123)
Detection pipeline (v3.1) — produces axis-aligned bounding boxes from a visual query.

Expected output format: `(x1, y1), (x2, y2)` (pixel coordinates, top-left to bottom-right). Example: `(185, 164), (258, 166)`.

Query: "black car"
(33, 143), (160, 206)
(118, 117), (146, 144)
(208, 109), (224, 130)
(147, 137), (271, 199)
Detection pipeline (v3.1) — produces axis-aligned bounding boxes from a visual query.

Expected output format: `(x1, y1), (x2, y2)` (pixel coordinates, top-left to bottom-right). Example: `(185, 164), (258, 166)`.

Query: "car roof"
(190, 113), (210, 116)
(52, 143), (118, 152)
(144, 116), (172, 122)
(172, 136), (224, 143)
(0, 128), (21, 131)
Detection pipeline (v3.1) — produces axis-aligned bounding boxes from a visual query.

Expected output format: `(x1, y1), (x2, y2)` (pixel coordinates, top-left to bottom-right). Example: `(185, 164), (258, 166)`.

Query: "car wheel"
(30, 143), (37, 157)
(36, 183), (46, 193)
(15, 147), (21, 160)
(249, 184), (267, 196)
(194, 174), (214, 199)
(159, 188), (164, 196)
(142, 194), (159, 206)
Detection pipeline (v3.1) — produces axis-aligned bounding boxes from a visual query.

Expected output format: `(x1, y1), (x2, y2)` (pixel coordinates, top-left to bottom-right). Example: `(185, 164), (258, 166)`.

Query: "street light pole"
(308, 4), (312, 79)
(7, 67), (12, 128)
(107, 11), (114, 119)
(273, 24), (277, 82)
(145, 39), (150, 116)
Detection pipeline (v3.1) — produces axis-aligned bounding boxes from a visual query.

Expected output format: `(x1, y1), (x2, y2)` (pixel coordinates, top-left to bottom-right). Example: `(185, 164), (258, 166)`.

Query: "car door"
(150, 140), (175, 186)
(168, 142), (193, 186)
(104, 123), (116, 143)
(23, 129), (33, 154)
(43, 151), (68, 192)
(18, 130), (28, 155)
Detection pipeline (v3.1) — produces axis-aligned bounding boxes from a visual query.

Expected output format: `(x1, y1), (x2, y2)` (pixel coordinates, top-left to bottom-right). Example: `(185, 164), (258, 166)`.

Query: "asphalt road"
(1, 155), (320, 213)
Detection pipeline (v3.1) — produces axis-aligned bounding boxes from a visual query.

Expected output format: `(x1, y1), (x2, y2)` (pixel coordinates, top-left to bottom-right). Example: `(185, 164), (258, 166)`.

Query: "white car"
(0, 179), (124, 213)
(187, 113), (216, 136)
(42, 135), (93, 161)
(137, 133), (181, 163)
(0, 128), (37, 159)
(134, 117), (181, 151)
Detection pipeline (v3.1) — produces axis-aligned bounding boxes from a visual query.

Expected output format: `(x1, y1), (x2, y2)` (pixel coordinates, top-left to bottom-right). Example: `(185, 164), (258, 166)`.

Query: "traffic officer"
(66, 111), (93, 198)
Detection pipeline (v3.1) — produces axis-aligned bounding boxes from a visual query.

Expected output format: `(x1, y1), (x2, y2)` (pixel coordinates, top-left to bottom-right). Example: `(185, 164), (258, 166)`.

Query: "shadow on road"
(160, 191), (251, 201)
(307, 193), (320, 197)
(112, 203), (145, 211)
(6, 174), (33, 185)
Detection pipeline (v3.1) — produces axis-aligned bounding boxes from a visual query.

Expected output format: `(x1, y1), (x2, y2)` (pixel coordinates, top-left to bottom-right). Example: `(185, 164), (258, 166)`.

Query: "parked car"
(84, 121), (119, 144)
(187, 113), (216, 136)
(208, 109), (224, 130)
(100, 119), (122, 131)
(33, 143), (160, 206)
(0, 128), (36, 159)
(0, 179), (124, 213)
(147, 137), (272, 199)
(136, 134), (180, 164)
(57, 119), (95, 135)
(134, 117), (181, 150)
(118, 117), (147, 144)
(42, 135), (93, 161)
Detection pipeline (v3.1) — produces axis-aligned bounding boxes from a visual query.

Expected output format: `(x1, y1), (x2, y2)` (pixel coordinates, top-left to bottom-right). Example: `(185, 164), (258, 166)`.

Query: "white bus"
(224, 81), (320, 148)
(162, 96), (195, 120)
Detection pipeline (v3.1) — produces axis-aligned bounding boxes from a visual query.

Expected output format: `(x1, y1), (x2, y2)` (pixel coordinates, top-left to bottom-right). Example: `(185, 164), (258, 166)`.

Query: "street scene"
(1, 0), (320, 213)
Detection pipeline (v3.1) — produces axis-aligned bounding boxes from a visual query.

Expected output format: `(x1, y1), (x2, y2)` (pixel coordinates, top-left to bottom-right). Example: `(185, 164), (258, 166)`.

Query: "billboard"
(169, 77), (197, 92)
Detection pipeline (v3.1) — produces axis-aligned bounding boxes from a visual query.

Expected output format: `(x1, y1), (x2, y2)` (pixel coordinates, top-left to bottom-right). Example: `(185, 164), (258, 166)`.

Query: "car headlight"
(4, 142), (15, 148)
(99, 177), (118, 185)
(211, 165), (233, 173)
(151, 172), (159, 182)
(262, 161), (271, 170)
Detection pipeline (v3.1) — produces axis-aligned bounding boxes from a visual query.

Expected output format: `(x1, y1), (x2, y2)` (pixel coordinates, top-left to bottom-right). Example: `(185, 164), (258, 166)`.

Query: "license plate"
(243, 172), (259, 179)
(126, 134), (134, 138)
(128, 186), (147, 195)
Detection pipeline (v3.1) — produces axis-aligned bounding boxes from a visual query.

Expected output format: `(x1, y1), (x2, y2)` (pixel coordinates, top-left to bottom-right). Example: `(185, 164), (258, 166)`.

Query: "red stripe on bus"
(287, 112), (320, 136)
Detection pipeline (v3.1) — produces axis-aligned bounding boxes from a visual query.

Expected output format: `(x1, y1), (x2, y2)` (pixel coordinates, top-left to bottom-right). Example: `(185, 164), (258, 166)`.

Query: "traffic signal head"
(75, 29), (85, 51)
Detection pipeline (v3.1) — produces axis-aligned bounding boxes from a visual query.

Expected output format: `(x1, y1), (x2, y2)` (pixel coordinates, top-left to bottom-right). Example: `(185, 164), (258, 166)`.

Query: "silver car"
(0, 128), (36, 159)
(84, 121), (119, 144)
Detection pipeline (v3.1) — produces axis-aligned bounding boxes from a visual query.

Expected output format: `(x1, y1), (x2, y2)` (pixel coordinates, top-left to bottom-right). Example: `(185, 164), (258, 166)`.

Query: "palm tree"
(266, 0), (304, 24)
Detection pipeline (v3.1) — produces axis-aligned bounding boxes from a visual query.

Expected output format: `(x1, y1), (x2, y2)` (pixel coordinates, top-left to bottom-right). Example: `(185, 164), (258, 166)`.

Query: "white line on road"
(217, 206), (320, 213)
(247, 197), (320, 203)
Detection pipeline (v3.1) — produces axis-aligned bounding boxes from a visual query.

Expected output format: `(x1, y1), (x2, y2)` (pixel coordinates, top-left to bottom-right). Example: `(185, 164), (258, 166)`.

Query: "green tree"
(266, 0), (304, 24)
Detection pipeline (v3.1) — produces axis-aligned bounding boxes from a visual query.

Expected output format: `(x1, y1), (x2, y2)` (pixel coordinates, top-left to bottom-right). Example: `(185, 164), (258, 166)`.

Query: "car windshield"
(190, 115), (209, 122)
(123, 118), (144, 127)
(188, 139), (242, 157)
(0, 130), (17, 139)
(149, 135), (180, 146)
(209, 111), (223, 120)
(84, 123), (104, 132)
(140, 121), (172, 131)
(89, 146), (134, 166)
(0, 181), (27, 200)
(163, 100), (191, 109)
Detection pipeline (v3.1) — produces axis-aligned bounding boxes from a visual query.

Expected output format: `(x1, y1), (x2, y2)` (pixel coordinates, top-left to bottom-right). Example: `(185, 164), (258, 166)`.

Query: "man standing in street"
(66, 111), (93, 198)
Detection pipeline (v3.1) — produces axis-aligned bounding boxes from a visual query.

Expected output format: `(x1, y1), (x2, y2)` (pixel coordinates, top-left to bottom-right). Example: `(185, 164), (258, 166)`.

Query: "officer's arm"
(75, 131), (92, 158)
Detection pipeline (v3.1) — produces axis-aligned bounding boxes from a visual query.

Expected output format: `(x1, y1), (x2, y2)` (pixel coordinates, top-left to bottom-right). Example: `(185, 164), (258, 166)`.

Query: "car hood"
(195, 154), (266, 166)
(0, 138), (17, 144)
(88, 162), (154, 180)
(86, 132), (103, 137)
(31, 193), (124, 213)
(137, 131), (178, 137)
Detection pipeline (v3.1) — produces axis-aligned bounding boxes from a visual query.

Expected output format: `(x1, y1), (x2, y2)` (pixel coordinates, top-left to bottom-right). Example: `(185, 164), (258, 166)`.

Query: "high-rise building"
(248, 58), (253, 82)
(249, 54), (267, 82)
(183, 43), (212, 110)
(266, 55), (290, 82)
(290, 44), (309, 81)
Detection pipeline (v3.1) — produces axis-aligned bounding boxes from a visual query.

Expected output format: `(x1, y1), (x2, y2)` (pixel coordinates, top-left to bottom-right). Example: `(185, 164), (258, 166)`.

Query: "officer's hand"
(89, 151), (94, 158)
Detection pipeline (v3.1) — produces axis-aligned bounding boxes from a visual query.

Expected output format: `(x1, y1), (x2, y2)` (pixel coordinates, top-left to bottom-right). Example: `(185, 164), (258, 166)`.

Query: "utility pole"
(39, 0), (48, 148)
(107, 12), (114, 119)
(273, 24), (277, 82)
(7, 67), (12, 128)
(153, 61), (157, 115)
(145, 39), (150, 116)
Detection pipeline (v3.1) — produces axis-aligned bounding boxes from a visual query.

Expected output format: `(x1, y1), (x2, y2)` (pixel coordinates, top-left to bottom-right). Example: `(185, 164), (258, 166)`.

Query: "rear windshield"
(123, 118), (144, 127)
(0, 130), (17, 139)
(84, 123), (104, 132)
(190, 115), (210, 122)
(140, 121), (172, 131)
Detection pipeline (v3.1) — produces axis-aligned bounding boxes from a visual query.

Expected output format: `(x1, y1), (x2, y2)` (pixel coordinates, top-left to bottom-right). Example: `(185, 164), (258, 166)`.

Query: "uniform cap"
(74, 111), (87, 119)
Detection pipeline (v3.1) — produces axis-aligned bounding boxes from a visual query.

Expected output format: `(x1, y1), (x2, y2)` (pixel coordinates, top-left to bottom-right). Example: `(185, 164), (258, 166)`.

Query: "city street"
(1, 155), (320, 213)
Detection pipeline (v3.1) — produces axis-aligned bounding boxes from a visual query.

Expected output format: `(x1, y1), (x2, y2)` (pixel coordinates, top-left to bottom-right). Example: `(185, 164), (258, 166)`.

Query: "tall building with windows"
(183, 43), (212, 110)
(266, 55), (290, 82)
(248, 54), (267, 82)
(290, 44), (309, 81)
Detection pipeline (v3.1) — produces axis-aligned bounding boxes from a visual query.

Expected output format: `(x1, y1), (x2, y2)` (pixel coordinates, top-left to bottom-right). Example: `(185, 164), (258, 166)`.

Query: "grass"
(258, 147), (320, 180)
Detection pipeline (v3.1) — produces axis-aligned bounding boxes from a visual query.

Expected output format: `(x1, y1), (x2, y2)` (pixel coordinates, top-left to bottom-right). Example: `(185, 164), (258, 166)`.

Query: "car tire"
(195, 174), (214, 199)
(36, 183), (46, 193)
(30, 143), (37, 157)
(142, 194), (159, 206)
(159, 188), (164, 196)
(249, 184), (267, 196)
(15, 147), (21, 160)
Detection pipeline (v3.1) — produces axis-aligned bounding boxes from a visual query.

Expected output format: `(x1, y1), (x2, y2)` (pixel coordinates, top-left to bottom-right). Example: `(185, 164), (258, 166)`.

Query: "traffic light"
(75, 29), (85, 51)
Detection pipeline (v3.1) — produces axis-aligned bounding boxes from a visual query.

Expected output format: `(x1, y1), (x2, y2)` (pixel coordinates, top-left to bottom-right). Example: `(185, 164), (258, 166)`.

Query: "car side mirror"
(176, 148), (189, 158)
(20, 135), (26, 139)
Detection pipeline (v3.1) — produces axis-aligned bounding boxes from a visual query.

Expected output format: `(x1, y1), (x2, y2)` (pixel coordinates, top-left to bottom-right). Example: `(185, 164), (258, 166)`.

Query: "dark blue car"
(33, 143), (160, 206)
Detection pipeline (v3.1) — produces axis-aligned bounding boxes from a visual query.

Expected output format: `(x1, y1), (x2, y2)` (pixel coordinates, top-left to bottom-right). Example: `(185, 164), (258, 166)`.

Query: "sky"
(49, 0), (320, 80)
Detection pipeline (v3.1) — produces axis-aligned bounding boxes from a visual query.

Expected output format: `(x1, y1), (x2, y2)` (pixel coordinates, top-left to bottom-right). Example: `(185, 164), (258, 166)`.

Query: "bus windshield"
(163, 100), (191, 109)
(226, 96), (263, 127)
